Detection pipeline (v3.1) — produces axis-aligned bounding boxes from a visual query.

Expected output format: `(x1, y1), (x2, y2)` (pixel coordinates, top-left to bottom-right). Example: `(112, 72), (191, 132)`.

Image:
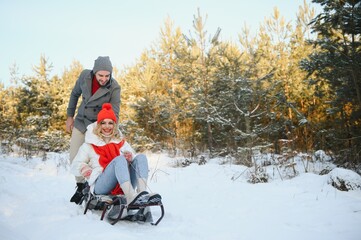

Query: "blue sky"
(0, 0), (321, 86)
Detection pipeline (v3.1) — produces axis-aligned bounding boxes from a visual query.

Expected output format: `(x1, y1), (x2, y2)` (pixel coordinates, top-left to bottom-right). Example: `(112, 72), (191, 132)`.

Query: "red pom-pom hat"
(97, 103), (117, 123)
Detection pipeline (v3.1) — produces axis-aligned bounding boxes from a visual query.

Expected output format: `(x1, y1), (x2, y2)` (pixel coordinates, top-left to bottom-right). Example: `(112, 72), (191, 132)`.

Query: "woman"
(70, 103), (150, 209)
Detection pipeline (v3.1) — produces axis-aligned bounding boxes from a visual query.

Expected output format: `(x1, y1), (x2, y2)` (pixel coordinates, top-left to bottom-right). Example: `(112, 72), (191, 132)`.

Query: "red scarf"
(91, 75), (100, 95)
(92, 140), (125, 195)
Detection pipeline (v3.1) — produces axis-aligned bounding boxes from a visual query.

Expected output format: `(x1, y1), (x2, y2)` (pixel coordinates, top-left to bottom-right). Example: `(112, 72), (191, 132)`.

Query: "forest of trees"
(0, 0), (360, 169)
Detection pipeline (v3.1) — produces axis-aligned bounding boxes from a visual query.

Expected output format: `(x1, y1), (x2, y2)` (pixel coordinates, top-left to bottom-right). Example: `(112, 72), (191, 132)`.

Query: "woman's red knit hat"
(97, 103), (117, 123)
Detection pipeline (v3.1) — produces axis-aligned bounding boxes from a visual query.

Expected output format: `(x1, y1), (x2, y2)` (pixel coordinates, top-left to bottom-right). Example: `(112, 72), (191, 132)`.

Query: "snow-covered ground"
(0, 152), (361, 240)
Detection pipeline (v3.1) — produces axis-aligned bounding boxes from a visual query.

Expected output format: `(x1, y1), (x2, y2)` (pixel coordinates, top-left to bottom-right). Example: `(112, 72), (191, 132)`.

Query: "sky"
(0, 0), (321, 87)
(0, 151), (361, 240)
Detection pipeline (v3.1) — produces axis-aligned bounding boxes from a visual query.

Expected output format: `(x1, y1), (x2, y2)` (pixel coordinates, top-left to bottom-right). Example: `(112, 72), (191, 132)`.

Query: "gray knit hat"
(93, 56), (113, 74)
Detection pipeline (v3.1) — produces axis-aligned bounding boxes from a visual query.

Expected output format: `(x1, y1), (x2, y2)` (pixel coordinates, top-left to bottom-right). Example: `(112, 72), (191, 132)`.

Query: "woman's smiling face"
(100, 119), (115, 137)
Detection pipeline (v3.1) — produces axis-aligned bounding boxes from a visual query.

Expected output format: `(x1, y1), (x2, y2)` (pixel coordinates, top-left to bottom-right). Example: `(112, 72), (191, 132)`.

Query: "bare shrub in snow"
(247, 166), (269, 183)
(327, 168), (361, 191)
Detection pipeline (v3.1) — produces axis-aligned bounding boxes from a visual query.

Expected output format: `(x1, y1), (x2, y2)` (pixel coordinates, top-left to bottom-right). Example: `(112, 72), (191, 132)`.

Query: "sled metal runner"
(83, 194), (165, 226)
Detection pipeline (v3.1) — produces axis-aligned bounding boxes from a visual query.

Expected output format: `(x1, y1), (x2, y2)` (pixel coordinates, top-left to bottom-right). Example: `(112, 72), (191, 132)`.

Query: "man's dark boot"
(70, 182), (85, 204)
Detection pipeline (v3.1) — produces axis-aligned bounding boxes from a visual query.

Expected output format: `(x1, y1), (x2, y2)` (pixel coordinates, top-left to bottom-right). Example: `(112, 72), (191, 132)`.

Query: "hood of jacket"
(85, 122), (123, 146)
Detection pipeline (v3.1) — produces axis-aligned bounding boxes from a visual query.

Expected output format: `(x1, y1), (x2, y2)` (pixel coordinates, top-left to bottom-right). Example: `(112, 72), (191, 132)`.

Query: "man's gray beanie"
(93, 56), (113, 74)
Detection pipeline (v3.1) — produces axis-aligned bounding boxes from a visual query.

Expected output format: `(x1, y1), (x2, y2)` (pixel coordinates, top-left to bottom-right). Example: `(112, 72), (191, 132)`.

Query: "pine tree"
(14, 55), (71, 154)
(236, 3), (318, 154)
(208, 40), (274, 164)
(301, 0), (361, 164)
(181, 8), (222, 156)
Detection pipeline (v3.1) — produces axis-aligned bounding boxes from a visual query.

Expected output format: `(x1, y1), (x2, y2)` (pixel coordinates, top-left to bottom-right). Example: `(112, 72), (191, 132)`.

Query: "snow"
(328, 168), (361, 191)
(0, 152), (361, 240)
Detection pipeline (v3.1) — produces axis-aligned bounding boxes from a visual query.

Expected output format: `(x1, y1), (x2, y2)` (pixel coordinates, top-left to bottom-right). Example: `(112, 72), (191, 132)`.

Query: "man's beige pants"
(69, 127), (85, 183)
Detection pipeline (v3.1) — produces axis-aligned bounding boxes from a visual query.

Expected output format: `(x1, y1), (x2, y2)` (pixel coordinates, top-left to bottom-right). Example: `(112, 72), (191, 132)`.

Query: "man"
(66, 56), (121, 204)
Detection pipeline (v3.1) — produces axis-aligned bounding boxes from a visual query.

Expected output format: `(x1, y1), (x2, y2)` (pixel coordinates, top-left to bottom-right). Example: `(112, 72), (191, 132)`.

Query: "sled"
(82, 187), (164, 226)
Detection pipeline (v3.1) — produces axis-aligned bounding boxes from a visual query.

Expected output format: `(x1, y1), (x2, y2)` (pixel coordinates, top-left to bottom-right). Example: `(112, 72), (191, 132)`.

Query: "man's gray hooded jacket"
(67, 69), (121, 133)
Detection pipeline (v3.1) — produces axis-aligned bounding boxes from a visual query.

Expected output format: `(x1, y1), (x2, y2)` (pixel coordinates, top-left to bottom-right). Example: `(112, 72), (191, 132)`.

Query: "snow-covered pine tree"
(301, 0), (361, 165)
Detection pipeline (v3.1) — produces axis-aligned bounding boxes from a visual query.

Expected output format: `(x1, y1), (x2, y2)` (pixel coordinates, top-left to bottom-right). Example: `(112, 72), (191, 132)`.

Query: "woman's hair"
(93, 121), (123, 140)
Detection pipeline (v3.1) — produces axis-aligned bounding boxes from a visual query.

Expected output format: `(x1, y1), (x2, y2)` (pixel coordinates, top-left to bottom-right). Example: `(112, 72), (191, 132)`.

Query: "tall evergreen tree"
(118, 19), (186, 151)
(237, 3), (318, 154)
(208, 40), (275, 163)
(301, 0), (361, 164)
(181, 9), (222, 156)
(14, 55), (70, 153)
